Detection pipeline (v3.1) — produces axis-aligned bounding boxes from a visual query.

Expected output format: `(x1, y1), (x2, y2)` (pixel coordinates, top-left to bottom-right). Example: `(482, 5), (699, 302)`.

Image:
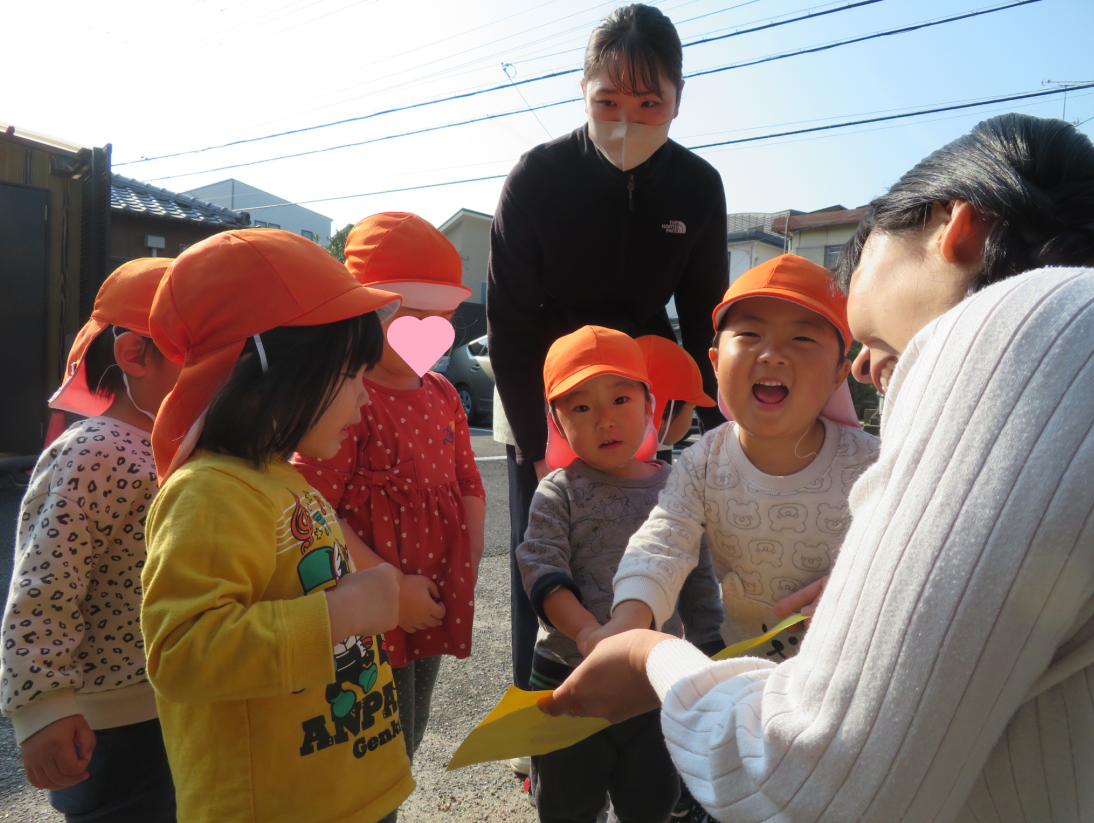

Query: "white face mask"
(587, 118), (671, 171)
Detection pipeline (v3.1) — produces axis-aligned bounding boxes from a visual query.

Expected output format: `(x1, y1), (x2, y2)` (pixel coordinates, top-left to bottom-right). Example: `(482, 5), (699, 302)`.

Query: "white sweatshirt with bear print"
(1, 418), (159, 744)
(613, 417), (879, 658)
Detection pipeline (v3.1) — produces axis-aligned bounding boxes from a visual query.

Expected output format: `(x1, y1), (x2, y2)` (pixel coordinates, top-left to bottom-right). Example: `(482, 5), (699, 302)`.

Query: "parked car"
(443, 334), (494, 424)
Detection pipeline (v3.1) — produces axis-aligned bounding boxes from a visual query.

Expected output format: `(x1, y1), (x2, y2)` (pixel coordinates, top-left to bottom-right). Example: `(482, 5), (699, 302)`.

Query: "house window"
(824, 244), (844, 270)
(268, 223), (281, 230)
(179, 243), (191, 253)
(301, 230), (317, 241)
(254, 220), (268, 228)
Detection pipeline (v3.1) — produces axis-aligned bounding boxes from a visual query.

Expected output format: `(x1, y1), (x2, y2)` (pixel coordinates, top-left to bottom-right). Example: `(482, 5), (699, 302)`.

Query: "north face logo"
(662, 220), (686, 234)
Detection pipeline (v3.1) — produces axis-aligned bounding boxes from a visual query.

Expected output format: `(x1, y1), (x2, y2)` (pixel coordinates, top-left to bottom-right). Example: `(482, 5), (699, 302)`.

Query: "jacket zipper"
(627, 174), (635, 211)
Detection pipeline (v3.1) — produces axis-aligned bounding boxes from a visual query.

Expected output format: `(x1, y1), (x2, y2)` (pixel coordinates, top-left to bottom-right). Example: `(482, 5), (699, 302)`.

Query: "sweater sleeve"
(646, 269), (1094, 823)
(673, 169), (727, 432)
(1, 473), (93, 742)
(487, 164), (550, 464)
(515, 476), (581, 626)
(677, 538), (726, 656)
(142, 468), (334, 705)
(612, 444), (708, 629)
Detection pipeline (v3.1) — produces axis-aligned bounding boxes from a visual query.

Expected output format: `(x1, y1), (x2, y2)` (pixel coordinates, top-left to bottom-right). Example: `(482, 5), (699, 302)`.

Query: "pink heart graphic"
(387, 315), (456, 377)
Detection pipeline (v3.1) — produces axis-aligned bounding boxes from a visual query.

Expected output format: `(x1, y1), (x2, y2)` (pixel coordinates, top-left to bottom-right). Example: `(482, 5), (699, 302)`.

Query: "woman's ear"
(113, 332), (150, 378)
(936, 200), (990, 269)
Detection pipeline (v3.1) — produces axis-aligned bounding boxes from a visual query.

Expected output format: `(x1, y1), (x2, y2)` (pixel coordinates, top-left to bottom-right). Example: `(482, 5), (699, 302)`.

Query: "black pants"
(390, 655), (443, 759)
(530, 710), (680, 823)
(507, 445), (540, 691)
(47, 718), (176, 823)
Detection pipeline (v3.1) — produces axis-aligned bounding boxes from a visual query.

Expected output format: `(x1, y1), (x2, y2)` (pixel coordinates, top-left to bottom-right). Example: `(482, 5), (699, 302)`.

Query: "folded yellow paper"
(711, 613), (807, 661)
(447, 614), (808, 771)
(447, 686), (609, 771)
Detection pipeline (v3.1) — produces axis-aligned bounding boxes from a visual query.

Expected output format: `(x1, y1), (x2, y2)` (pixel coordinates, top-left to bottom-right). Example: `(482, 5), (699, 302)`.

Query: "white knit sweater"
(645, 267), (1094, 823)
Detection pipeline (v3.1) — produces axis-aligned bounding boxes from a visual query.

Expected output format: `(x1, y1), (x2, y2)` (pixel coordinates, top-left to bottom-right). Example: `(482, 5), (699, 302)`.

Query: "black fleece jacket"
(487, 124), (728, 464)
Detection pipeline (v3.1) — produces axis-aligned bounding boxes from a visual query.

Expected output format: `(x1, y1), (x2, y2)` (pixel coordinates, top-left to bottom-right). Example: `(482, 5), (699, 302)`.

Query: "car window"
(467, 341), (483, 356)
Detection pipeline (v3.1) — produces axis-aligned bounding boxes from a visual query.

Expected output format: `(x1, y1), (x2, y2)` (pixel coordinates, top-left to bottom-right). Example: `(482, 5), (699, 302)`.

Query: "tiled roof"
(111, 174), (249, 227)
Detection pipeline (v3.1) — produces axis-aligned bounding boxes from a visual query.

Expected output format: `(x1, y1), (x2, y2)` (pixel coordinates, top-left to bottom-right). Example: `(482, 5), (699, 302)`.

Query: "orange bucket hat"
(150, 229), (400, 480)
(344, 212), (471, 311)
(634, 335), (715, 425)
(712, 254), (852, 354)
(711, 254), (859, 428)
(542, 326), (658, 470)
(49, 257), (172, 417)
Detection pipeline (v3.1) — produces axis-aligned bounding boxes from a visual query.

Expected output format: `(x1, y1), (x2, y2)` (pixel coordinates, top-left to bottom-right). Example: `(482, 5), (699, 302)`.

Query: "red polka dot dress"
(293, 372), (485, 667)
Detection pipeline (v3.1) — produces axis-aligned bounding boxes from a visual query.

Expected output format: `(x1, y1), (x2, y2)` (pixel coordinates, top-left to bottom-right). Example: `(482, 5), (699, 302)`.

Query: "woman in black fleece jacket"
(486, 4), (728, 697)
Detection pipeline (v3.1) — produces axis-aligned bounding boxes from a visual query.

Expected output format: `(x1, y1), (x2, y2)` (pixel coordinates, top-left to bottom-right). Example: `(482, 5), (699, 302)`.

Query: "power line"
(239, 83), (1093, 212)
(683, 0), (887, 49)
(115, 0), (897, 166)
(138, 0), (1040, 179)
(687, 0), (1042, 78)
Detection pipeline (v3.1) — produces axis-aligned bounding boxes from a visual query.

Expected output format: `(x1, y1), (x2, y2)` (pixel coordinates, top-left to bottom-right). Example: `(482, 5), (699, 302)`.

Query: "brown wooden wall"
(110, 212), (231, 264)
(0, 135), (86, 400)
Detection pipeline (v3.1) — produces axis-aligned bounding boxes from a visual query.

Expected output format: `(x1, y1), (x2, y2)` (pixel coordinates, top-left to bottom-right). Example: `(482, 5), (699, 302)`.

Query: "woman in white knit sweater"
(542, 112), (1094, 823)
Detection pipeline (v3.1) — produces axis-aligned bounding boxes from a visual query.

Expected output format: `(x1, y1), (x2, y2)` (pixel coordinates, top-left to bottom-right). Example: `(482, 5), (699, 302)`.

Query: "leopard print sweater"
(1, 418), (159, 741)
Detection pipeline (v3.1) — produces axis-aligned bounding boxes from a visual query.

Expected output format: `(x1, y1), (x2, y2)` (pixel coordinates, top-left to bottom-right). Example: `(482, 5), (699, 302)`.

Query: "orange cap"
(712, 254), (852, 354)
(543, 326), (650, 402)
(48, 258), (172, 417)
(345, 212), (471, 311)
(150, 229), (400, 480)
(635, 335), (715, 423)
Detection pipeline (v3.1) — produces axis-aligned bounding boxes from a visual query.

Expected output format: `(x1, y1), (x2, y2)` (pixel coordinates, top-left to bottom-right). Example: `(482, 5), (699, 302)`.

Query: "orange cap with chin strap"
(149, 229), (400, 481)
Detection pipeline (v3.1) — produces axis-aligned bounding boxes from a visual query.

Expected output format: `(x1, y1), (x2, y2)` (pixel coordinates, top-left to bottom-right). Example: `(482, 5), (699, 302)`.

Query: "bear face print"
(769, 502), (808, 533)
(724, 499), (761, 530)
(733, 565), (764, 597)
(747, 539), (785, 568)
(771, 576), (802, 601)
(816, 503), (849, 535)
(792, 541), (832, 573)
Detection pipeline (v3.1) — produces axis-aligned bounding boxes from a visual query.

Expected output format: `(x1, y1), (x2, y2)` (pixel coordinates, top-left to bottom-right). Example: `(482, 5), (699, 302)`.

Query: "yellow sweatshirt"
(142, 452), (413, 823)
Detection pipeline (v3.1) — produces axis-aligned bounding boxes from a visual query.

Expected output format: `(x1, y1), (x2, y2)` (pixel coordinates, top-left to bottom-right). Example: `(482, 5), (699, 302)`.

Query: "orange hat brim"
(546, 365), (651, 403)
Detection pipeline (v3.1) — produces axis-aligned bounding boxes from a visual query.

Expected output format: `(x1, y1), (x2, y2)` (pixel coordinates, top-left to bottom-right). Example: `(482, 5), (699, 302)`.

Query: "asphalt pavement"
(0, 434), (540, 822)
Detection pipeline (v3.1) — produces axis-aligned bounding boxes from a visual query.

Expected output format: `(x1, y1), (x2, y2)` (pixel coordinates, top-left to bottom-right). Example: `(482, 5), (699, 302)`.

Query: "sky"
(6, 0), (1092, 232)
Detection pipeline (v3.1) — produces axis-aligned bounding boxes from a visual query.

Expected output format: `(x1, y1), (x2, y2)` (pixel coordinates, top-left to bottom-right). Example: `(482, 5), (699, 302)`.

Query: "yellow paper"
(711, 613), (808, 661)
(446, 686), (609, 771)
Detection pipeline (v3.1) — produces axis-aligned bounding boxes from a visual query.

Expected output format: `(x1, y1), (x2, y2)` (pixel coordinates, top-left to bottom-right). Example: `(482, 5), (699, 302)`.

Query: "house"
(111, 174), (249, 268)
(0, 124), (110, 456)
(438, 207), (492, 348)
(772, 205), (868, 270)
(184, 179), (332, 245)
(726, 212), (789, 282)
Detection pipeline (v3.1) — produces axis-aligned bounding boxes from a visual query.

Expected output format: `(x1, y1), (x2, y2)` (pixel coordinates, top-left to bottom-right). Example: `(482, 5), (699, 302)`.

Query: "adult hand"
(20, 715), (96, 791)
(773, 574), (829, 631)
(540, 630), (672, 724)
(398, 574), (447, 633)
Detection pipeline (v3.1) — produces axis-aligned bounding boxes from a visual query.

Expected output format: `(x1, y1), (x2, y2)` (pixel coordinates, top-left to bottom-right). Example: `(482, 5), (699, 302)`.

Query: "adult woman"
(487, 4), (728, 694)
(545, 112), (1094, 822)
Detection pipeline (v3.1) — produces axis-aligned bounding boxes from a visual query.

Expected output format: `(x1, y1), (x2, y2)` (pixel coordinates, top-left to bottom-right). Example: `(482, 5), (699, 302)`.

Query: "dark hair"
(584, 4), (683, 97)
(836, 113), (1094, 293)
(198, 313), (384, 467)
(84, 327), (161, 399)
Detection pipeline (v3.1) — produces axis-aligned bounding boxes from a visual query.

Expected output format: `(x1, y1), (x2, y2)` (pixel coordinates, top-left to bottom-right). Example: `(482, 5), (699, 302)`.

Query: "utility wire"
(239, 82), (1093, 211)
(140, 0), (1041, 179)
(115, 0), (902, 166)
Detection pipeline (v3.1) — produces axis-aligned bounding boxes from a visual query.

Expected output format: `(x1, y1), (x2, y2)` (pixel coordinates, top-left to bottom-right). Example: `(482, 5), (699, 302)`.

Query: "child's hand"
(20, 715), (96, 791)
(576, 624), (599, 657)
(399, 574), (447, 633)
(326, 563), (401, 642)
(773, 574), (829, 631)
(583, 601), (655, 655)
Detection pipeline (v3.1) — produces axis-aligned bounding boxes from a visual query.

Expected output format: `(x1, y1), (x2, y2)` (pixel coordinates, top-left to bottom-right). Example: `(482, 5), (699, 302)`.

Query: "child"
(1, 258), (179, 821)
(635, 334), (716, 456)
(597, 254), (881, 659)
(139, 230), (413, 823)
(293, 212), (486, 766)
(517, 326), (724, 823)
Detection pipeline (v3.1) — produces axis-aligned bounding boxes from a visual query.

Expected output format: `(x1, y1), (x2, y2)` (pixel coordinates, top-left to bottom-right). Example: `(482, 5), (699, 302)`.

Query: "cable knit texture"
(613, 417), (878, 658)
(647, 267), (1094, 823)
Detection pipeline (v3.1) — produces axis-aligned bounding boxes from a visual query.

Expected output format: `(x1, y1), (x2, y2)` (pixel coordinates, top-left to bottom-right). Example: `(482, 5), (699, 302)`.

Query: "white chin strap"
(253, 334), (269, 374)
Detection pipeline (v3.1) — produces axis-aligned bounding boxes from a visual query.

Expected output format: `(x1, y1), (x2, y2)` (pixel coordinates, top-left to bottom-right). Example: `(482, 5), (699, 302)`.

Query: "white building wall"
(439, 209), (492, 305)
(183, 179), (333, 246)
(728, 241), (783, 283)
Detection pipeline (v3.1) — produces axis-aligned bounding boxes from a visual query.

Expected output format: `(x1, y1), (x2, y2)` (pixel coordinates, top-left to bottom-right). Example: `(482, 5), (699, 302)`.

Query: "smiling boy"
(594, 255), (880, 659)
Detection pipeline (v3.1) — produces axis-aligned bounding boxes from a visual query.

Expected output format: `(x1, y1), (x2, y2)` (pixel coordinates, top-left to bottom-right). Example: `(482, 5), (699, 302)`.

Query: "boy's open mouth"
(752, 380), (789, 405)
(599, 438), (623, 449)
